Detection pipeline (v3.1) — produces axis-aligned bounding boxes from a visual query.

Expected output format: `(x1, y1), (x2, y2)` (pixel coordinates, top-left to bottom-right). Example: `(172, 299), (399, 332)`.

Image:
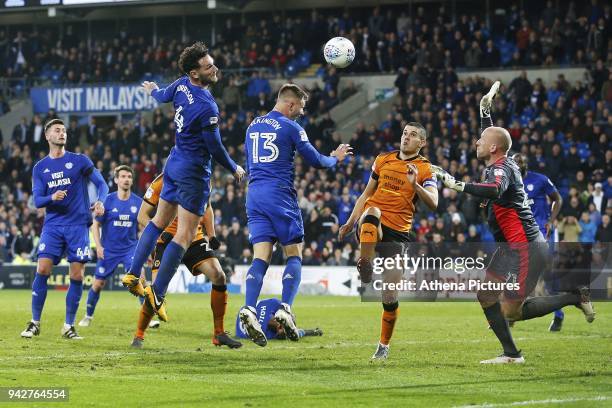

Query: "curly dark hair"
(178, 42), (209, 75)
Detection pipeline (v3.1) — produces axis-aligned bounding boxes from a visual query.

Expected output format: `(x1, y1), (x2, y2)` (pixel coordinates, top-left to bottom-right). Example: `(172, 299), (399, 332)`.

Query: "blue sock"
(245, 258), (269, 308)
(152, 241), (185, 298)
(138, 296), (144, 305)
(554, 309), (565, 319)
(128, 222), (163, 276)
(65, 279), (83, 326)
(281, 256), (302, 305)
(31, 273), (49, 322)
(86, 288), (101, 317)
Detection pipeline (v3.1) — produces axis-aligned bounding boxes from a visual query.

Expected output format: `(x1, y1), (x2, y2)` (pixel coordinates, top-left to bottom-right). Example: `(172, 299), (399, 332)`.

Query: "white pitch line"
(453, 396), (610, 408)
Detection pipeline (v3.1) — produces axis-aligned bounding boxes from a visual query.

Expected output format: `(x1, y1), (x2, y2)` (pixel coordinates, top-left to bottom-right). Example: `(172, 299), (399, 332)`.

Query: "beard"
(197, 72), (217, 87)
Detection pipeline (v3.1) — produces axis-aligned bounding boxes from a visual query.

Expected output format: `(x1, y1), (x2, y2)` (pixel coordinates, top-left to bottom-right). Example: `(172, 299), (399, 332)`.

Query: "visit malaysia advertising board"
(30, 85), (158, 113)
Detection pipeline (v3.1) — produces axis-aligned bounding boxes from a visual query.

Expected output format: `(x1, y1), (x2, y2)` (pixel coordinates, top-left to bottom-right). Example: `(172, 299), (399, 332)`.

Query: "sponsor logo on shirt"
(43, 168), (50, 173)
(210, 116), (219, 125)
(145, 187), (153, 199)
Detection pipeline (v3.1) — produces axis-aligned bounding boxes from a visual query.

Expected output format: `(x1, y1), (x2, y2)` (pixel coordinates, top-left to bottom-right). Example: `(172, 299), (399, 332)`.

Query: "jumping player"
(512, 153), (566, 331)
(339, 122), (438, 360)
(130, 173), (241, 349)
(21, 119), (109, 340)
(235, 298), (323, 341)
(78, 165), (142, 327)
(433, 81), (595, 363)
(121, 42), (245, 323)
(239, 83), (351, 346)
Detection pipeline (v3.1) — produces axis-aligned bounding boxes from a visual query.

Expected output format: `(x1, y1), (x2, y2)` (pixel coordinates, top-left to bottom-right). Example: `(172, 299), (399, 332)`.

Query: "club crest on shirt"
(130, 206), (137, 213)
(527, 184), (534, 191)
(65, 162), (73, 170)
(493, 168), (504, 176)
(299, 130), (308, 142)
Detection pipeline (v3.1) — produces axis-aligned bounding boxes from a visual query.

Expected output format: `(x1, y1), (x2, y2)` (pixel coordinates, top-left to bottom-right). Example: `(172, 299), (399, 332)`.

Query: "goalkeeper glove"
(432, 165), (465, 192)
(480, 80), (500, 118)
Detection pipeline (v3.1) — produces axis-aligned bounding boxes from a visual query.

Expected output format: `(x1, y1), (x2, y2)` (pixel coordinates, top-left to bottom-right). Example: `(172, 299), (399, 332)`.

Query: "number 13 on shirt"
(249, 132), (279, 163)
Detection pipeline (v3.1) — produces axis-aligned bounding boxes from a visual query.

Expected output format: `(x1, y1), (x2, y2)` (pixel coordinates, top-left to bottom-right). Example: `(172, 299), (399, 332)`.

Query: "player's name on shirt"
(177, 84), (194, 104)
(47, 171), (72, 188)
(257, 304), (269, 326)
(249, 116), (282, 130)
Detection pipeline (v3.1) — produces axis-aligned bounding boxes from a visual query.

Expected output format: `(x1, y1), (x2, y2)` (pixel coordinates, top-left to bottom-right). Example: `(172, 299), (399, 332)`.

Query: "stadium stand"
(0, 1), (610, 268)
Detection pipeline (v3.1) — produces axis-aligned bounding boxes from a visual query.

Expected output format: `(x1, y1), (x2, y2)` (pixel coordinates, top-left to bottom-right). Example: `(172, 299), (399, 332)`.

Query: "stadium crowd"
(0, 0), (609, 88)
(0, 1), (610, 268)
(1, 62), (610, 267)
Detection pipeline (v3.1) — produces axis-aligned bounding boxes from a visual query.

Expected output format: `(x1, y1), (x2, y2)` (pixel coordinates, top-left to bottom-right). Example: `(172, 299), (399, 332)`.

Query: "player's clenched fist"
(330, 144), (353, 161)
(92, 200), (105, 217)
(51, 190), (67, 201)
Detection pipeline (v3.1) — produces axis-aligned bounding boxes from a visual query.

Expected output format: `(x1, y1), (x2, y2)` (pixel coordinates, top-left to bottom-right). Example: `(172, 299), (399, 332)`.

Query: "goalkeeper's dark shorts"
(485, 238), (550, 301)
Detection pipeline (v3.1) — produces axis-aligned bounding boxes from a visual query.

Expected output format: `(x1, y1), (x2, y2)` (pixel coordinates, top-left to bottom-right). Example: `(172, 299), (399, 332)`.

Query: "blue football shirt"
(32, 151), (96, 226)
(151, 76), (236, 174)
(523, 171), (558, 231)
(95, 192), (142, 254)
(245, 110), (337, 188)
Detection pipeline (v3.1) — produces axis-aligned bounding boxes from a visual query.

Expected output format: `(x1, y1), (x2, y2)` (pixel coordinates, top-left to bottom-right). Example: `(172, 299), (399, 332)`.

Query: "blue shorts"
(38, 224), (91, 265)
(95, 250), (134, 280)
(246, 186), (304, 246)
(160, 151), (210, 216)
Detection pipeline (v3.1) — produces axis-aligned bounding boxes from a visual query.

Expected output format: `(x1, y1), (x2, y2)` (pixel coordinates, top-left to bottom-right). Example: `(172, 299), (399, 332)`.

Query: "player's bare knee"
(364, 207), (381, 218)
(477, 289), (497, 307)
(501, 302), (522, 321)
(37, 265), (52, 276)
(93, 279), (105, 292)
(211, 269), (226, 285)
(284, 243), (303, 260)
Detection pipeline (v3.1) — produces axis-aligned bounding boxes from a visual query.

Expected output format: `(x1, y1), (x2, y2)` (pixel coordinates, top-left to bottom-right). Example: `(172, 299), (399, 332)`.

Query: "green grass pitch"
(0, 290), (610, 407)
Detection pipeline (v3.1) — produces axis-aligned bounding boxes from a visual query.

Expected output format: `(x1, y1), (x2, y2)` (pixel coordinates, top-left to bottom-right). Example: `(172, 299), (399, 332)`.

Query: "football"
(323, 37), (355, 68)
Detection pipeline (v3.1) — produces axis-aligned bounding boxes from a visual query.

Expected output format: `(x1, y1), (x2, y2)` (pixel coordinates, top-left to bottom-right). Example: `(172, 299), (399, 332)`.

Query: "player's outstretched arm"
(299, 142), (353, 168)
(338, 176), (377, 240)
(480, 80), (500, 132)
(143, 79), (180, 104)
(432, 165), (506, 199)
